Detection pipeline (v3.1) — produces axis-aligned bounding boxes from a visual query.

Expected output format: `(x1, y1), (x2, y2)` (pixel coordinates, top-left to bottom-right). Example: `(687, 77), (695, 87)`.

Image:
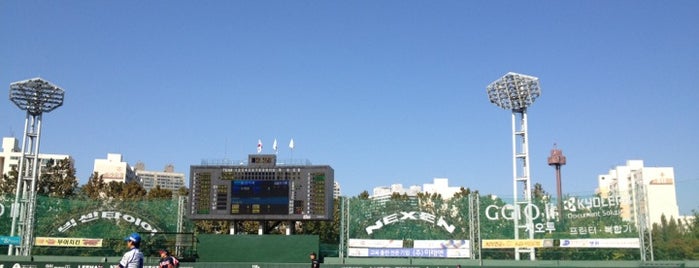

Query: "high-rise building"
(597, 160), (679, 228)
(422, 178), (461, 199)
(370, 178), (462, 202)
(371, 183), (421, 201)
(93, 153), (137, 184)
(0, 137), (72, 177)
(333, 181), (341, 199)
(135, 163), (186, 192)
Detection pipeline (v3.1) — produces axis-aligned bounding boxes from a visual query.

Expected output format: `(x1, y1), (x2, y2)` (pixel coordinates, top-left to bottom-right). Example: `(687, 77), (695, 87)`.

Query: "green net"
(347, 192), (637, 241)
(0, 194), (193, 257)
(345, 192), (640, 259)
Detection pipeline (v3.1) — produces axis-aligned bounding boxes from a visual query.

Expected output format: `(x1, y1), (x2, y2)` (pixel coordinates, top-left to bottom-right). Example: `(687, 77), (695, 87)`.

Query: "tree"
(81, 172), (106, 199)
(177, 186), (189, 197)
(121, 181), (147, 200)
(358, 190), (369, 199)
(147, 186), (173, 200)
(37, 158), (78, 198)
(652, 215), (695, 260)
(195, 220), (230, 234)
(452, 187), (472, 199)
(0, 158), (77, 198)
(0, 168), (18, 195)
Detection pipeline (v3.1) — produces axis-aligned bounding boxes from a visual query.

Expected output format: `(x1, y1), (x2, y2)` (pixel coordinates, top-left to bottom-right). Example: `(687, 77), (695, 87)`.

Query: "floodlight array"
(10, 77), (65, 115)
(486, 72), (541, 110)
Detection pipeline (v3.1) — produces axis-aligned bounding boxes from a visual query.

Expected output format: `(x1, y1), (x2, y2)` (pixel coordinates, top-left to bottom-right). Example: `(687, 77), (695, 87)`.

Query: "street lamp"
(8, 77), (64, 256)
(486, 72), (541, 260)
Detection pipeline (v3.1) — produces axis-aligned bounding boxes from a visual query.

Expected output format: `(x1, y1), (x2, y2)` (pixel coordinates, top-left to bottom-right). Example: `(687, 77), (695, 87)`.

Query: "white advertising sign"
(446, 248), (471, 258)
(348, 239), (403, 248)
(560, 238), (640, 248)
(413, 240), (470, 249)
(348, 247), (369, 257)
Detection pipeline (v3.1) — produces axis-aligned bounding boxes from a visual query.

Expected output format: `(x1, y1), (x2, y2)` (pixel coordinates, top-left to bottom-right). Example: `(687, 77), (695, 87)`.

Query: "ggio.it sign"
(485, 204), (546, 221)
(485, 195), (623, 221)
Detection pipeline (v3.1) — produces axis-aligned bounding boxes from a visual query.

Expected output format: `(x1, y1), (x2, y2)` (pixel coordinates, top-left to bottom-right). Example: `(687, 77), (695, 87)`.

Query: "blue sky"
(1, 1), (698, 214)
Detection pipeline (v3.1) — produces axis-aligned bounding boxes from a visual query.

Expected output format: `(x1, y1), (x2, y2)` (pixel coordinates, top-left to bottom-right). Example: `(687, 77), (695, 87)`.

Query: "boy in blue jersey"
(119, 232), (144, 268)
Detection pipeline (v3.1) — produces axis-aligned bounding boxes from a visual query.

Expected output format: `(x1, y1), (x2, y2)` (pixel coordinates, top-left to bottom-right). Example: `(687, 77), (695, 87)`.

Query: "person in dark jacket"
(310, 252), (320, 268)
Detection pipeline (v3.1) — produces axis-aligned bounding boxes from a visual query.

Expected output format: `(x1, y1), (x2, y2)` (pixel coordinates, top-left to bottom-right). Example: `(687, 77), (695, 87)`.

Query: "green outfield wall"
(0, 256), (695, 268)
(196, 234), (320, 262)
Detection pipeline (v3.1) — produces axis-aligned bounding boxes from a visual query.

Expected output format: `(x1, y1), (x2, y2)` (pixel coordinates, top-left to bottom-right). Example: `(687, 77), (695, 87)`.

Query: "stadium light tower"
(486, 72), (541, 261)
(8, 78), (64, 256)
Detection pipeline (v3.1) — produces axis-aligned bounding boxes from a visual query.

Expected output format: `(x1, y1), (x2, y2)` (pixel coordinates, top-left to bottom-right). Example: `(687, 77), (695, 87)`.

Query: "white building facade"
(372, 183), (421, 200)
(422, 178), (461, 199)
(597, 160), (679, 228)
(134, 163), (185, 192)
(333, 181), (341, 199)
(370, 178), (463, 202)
(0, 137), (72, 177)
(93, 153), (137, 184)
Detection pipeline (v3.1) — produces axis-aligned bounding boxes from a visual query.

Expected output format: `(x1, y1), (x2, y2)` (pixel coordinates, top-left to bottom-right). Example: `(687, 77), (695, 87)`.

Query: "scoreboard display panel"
(231, 180), (289, 214)
(189, 154), (334, 221)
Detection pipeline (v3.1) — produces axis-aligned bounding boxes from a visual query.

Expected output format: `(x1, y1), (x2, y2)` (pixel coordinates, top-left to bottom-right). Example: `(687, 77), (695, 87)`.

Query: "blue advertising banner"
(0, 236), (20, 246)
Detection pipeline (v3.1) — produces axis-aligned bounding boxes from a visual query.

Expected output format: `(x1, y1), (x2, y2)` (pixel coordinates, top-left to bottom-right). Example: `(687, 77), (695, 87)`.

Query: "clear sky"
(1, 1), (698, 214)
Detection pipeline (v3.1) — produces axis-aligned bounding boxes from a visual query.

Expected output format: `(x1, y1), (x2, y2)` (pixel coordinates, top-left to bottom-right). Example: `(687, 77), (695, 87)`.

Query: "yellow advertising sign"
(34, 237), (103, 247)
(482, 239), (550, 249)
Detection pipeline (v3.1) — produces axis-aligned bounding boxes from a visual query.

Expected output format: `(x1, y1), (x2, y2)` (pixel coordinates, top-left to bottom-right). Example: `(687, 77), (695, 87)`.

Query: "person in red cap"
(158, 249), (178, 268)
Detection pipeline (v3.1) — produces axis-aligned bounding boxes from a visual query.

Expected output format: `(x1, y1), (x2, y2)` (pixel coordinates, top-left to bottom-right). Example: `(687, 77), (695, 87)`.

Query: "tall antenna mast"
(547, 143), (566, 221)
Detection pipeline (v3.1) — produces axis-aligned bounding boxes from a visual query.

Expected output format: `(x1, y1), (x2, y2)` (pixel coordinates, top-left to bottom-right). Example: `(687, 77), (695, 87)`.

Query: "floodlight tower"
(486, 72), (541, 261)
(547, 144), (566, 221)
(7, 78), (64, 256)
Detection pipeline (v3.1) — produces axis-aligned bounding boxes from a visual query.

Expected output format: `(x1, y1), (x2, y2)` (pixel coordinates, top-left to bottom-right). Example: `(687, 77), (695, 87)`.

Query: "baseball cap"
(158, 249), (169, 254)
(124, 232), (141, 243)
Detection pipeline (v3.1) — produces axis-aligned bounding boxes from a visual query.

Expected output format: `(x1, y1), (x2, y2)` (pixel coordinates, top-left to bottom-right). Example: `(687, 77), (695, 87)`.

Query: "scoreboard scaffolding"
(189, 154), (334, 221)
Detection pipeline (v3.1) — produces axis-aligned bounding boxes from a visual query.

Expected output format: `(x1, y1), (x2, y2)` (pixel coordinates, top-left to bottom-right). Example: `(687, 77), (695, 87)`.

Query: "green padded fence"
(195, 234), (319, 263)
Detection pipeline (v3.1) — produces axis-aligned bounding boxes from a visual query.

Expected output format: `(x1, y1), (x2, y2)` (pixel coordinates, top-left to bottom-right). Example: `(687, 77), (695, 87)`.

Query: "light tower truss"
(469, 193), (481, 262)
(634, 177), (654, 261)
(487, 72), (541, 261)
(8, 78), (64, 256)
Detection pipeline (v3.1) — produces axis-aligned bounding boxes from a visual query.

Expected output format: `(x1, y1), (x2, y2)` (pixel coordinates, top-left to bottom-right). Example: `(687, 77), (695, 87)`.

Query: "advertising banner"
(482, 239), (553, 249)
(413, 239), (470, 249)
(0, 236), (20, 246)
(348, 239), (403, 248)
(34, 237), (103, 247)
(560, 238), (640, 248)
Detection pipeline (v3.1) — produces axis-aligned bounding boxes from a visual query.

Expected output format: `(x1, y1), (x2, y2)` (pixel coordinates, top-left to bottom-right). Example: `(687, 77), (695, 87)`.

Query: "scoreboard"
(189, 154), (334, 221)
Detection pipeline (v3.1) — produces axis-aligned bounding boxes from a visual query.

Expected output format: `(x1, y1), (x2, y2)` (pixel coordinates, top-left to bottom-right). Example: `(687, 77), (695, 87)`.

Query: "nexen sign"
(365, 211), (456, 235)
